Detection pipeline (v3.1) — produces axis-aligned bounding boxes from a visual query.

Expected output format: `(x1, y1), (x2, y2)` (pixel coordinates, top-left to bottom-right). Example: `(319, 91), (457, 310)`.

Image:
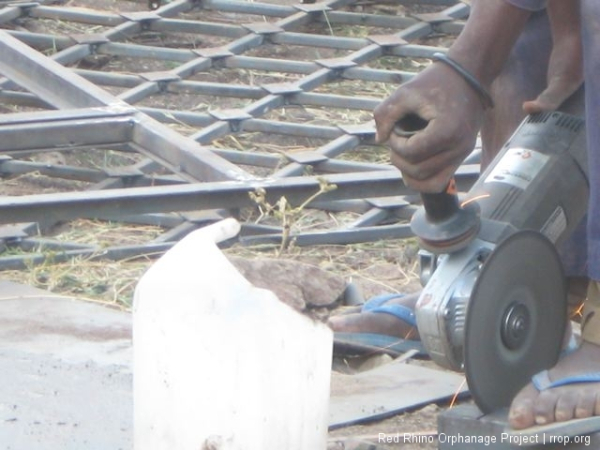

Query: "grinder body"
(415, 112), (588, 371)
(470, 113), (587, 248)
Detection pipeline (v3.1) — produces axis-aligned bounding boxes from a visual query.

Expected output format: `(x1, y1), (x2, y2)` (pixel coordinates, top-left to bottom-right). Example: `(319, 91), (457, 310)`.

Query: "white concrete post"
(133, 219), (332, 450)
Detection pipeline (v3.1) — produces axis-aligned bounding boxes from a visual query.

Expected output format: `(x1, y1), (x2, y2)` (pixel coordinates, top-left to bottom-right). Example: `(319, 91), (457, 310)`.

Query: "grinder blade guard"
(415, 111), (588, 387)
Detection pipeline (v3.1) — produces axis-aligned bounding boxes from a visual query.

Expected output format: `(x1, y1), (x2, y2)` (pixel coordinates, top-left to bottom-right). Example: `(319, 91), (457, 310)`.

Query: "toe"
(534, 391), (560, 425)
(508, 385), (538, 429)
(575, 390), (596, 419)
(594, 393), (600, 416)
(326, 315), (347, 332)
(555, 390), (578, 422)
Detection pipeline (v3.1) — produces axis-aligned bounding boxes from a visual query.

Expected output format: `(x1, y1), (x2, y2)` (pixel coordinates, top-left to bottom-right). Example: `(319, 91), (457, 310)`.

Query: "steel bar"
(209, 148), (282, 169)
(238, 223), (414, 247)
(167, 80), (264, 99)
(0, 160), (107, 183)
(151, 0), (193, 16)
(51, 44), (95, 67)
(130, 115), (255, 182)
(150, 19), (246, 38)
(0, 90), (49, 108)
(291, 92), (380, 110)
(239, 119), (342, 140)
(150, 220), (203, 243)
(318, 11), (418, 29)
(17, 238), (97, 252)
(0, 168), (487, 226)
(0, 31), (122, 109)
(223, 55), (319, 74)
(96, 42), (195, 62)
(0, 5), (23, 23)
(269, 32), (369, 51)
(343, 67), (415, 83)
(73, 70), (141, 89)
(0, 113), (135, 152)
(314, 160), (392, 174)
(4, 30), (73, 50)
(199, 0), (294, 17)
(0, 170), (406, 224)
(137, 107), (344, 140)
(97, 213), (185, 228)
(0, 106), (133, 126)
(0, 242), (176, 271)
(347, 208), (394, 228)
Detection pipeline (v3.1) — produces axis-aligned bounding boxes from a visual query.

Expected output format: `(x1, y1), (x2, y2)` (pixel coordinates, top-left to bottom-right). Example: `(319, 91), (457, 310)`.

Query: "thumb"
(374, 102), (400, 144)
(374, 89), (425, 144)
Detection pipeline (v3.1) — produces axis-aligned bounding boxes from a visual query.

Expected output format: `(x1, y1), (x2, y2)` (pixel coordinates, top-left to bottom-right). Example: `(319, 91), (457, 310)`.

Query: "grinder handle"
(393, 115), (461, 223)
(393, 113), (430, 138)
(420, 181), (462, 223)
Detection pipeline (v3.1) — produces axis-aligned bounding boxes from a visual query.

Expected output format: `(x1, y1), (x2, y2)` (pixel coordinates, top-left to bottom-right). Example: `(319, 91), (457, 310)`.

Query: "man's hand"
(373, 0), (532, 193)
(522, 0), (583, 114)
(373, 63), (484, 193)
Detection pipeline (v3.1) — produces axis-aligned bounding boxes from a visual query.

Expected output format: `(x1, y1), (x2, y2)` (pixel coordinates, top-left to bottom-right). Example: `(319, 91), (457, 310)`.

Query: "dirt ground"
(0, 0), (472, 448)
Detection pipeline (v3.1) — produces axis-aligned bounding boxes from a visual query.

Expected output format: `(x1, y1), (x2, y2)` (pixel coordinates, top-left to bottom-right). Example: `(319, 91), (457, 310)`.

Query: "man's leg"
(508, 0), (600, 429)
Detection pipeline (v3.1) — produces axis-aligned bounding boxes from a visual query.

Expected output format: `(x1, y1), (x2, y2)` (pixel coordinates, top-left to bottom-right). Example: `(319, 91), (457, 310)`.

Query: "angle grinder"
(401, 112), (588, 413)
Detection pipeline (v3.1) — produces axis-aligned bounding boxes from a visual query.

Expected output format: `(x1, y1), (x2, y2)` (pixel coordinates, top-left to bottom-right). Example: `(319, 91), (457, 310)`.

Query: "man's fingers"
(394, 163), (458, 193)
(522, 89), (565, 114)
(373, 102), (397, 143)
(373, 84), (431, 144)
(390, 145), (463, 193)
(522, 73), (584, 115)
(374, 104), (419, 144)
(522, 98), (551, 115)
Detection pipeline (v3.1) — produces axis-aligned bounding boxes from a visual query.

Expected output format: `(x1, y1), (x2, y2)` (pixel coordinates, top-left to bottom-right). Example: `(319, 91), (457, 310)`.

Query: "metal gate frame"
(0, 0), (476, 269)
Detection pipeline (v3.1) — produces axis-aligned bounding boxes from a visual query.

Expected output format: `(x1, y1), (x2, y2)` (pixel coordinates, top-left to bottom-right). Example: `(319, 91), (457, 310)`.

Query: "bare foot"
(509, 341), (600, 429)
(327, 292), (420, 340)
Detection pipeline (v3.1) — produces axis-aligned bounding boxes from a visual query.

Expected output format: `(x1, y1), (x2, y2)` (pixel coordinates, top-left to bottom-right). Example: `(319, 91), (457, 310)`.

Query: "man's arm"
(374, 0), (533, 192)
(447, 0), (533, 88)
(522, 0), (583, 113)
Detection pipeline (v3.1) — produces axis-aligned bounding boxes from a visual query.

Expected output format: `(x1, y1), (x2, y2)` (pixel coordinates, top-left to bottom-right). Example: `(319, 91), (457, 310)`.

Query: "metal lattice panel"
(0, 0), (478, 269)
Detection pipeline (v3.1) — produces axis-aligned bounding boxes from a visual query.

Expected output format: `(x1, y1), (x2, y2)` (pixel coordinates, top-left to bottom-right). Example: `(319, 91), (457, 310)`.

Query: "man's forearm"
(546, 0), (580, 49)
(447, 0), (533, 87)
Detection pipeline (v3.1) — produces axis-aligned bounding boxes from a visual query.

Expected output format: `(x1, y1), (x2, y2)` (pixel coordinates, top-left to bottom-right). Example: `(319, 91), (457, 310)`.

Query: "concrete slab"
(330, 360), (468, 429)
(0, 281), (132, 449)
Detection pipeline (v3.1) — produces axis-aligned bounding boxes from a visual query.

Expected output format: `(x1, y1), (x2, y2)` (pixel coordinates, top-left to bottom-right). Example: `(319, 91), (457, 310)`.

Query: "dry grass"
(54, 219), (165, 247)
(1, 219), (166, 308)
(2, 257), (151, 309)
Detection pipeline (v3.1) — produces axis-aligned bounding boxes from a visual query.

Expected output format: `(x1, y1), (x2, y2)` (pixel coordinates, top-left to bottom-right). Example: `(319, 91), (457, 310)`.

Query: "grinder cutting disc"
(464, 230), (567, 414)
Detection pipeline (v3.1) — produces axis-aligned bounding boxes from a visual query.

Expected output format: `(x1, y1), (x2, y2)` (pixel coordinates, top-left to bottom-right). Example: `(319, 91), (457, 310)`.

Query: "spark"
(572, 301), (585, 319)
(461, 193), (491, 208)
(449, 377), (467, 408)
